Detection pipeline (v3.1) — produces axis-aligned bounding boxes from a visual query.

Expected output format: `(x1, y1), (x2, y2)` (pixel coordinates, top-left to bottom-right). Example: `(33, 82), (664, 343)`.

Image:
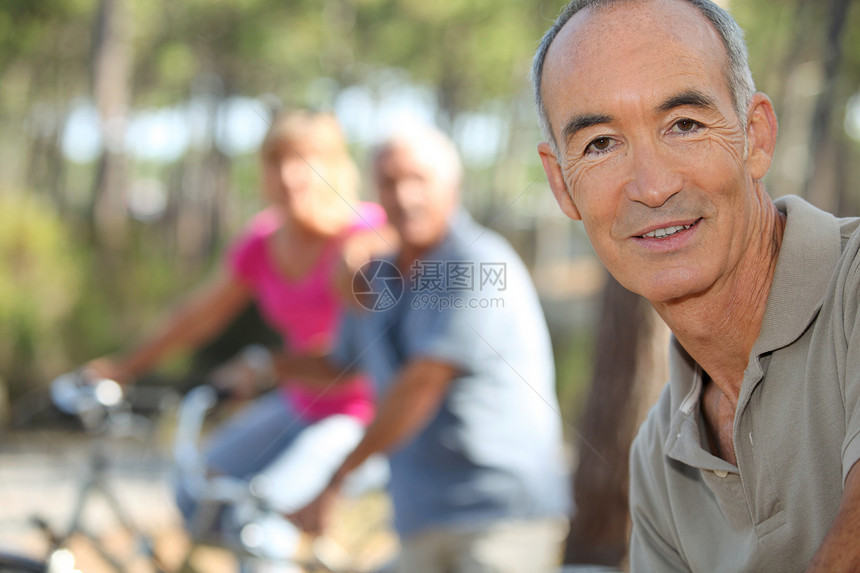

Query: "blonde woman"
(88, 110), (391, 559)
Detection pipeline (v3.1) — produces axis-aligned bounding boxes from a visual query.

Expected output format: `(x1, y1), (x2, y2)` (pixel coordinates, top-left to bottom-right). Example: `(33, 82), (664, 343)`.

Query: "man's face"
(375, 142), (457, 251)
(538, 0), (775, 304)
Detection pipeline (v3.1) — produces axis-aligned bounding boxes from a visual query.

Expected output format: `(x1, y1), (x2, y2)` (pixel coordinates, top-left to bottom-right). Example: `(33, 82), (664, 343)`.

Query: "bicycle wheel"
(0, 552), (46, 573)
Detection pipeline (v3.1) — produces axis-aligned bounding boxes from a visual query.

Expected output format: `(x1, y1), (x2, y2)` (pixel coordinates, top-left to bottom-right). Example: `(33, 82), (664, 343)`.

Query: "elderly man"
(284, 125), (570, 572)
(533, 0), (860, 571)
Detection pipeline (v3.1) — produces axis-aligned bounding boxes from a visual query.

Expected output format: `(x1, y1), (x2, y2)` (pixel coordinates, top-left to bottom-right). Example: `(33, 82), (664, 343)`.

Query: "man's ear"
(745, 92), (778, 181)
(538, 141), (581, 221)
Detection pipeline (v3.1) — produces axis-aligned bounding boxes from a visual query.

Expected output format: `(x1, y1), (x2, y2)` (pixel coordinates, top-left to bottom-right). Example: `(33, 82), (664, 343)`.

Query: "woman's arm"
(333, 224), (399, 305)
(88, 268), (252, 384)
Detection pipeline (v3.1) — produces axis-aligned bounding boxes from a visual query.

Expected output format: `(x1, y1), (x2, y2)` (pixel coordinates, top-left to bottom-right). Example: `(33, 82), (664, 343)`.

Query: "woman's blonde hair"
(261, 110), (360, 230)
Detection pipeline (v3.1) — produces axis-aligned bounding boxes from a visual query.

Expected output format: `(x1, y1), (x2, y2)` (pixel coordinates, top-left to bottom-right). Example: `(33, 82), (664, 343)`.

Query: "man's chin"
(399, 227), (444, 252)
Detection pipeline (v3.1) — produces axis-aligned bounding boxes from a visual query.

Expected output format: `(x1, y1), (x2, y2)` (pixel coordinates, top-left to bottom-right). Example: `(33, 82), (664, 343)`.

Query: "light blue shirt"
(333, 211), (570, 537)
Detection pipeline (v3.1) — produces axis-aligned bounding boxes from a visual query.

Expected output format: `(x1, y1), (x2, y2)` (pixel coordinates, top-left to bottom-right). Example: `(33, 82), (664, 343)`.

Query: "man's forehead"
(377, 138), (456, 179)
(549, 0), (715, 52)
(541, 0), (727, 126)
(376, 142), (426, 172)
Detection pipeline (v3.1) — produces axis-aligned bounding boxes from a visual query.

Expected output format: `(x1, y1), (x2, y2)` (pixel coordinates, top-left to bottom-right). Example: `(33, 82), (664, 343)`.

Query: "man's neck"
(396, 228), (452, 272)
(654, 194), (787, 407)
(397, 243), (437, 272)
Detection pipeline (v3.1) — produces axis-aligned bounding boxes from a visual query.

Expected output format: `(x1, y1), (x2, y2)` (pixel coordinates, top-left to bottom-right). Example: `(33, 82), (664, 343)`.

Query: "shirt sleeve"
(226, 209), (279, 285)
(330, 311), (359, 372)
(401, 242), (530, 373)
(843, 334), (860, 484)
(226, 231), (259, 285)
(628, 411), (689, 573)
(629, 522), (689, 573)
(351, 201), (387, 231)
(840, 238), (860, 484)
(401, 298), (484, 373)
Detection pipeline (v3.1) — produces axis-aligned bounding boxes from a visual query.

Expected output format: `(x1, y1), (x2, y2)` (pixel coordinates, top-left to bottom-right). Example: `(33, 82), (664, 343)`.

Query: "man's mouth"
(639, 221), (697, 239)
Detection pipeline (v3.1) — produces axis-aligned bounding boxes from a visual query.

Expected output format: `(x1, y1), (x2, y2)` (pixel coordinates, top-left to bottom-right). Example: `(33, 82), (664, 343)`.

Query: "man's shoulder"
(827, 215), (860, 331)
(777, 194), (860, 250)
(840, 214), (860, 250)
(836, 216), (860, 288)
(444, 212), (515, 256)
(630, 383), (684, 507)
(442, 214), (533, 285)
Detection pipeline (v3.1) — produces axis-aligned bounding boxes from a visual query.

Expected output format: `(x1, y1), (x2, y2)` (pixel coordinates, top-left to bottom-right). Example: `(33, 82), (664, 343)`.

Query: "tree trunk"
(174, 71), (231, 269)
(90, 0), (132, 249)
(803, 0), (853, 210)
(563, 275), (668, 568)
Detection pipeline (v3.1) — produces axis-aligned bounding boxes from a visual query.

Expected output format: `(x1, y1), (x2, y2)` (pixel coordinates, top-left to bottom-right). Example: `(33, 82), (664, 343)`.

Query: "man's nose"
(622, 140), (683, 208)
(392, 179), (421, 208)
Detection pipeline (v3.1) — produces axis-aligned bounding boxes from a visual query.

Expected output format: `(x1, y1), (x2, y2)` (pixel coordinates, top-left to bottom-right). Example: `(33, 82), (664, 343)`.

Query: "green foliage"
(115, 0), (569, 116)
(0, 191), (82, 399)
(4, 0), (860, 424)
(63, 237), (211, 362)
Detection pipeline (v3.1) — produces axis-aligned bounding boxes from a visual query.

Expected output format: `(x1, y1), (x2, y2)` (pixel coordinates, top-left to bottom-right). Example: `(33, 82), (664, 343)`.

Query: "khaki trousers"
(394, 517), (569, 573)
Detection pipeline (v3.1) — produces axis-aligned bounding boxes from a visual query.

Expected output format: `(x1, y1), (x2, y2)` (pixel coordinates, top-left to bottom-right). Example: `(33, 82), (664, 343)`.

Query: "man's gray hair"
(531, 0), (756, 152)
(373, 121), (464, 189)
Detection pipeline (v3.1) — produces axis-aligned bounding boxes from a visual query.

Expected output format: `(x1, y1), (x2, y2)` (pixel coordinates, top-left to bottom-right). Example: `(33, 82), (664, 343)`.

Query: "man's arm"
(805, 461), (860, 572)
(288, 357), (458, 535)
(332, 358), (458, 476)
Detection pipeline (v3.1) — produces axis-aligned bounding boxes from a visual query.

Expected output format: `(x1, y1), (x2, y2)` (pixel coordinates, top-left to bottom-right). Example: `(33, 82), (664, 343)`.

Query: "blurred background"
(4, 0), (860, 420)
(1, 0), (860, 568)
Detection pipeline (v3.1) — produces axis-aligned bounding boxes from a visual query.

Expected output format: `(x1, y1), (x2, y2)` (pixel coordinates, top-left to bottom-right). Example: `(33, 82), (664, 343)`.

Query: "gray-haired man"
(534, 0), (860, 571)
(284, 125), (571, 572)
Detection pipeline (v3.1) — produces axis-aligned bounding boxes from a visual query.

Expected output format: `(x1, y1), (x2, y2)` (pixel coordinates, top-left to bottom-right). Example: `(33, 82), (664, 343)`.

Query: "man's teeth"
(643, 223), (694, 238)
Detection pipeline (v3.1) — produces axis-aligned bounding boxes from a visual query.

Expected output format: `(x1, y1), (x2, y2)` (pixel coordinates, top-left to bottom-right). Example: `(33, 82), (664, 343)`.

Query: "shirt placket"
(735, 354), (787, 540)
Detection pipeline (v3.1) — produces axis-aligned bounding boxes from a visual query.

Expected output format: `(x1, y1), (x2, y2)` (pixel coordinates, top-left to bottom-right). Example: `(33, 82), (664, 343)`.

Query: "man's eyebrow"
(561, 113), (613, 145)
(657, 90), (717, 113)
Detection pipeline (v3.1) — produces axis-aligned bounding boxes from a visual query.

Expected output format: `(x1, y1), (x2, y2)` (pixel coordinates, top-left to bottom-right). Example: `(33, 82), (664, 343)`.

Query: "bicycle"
(1, 372), (394, 573)
(0, 371), (177, 573)
(171, 384), (395, 573)
(0, 551), (46, 573)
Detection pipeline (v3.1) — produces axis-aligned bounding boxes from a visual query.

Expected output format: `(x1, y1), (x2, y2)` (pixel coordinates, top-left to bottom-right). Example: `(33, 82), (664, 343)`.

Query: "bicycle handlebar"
(49, 371), (132, 433)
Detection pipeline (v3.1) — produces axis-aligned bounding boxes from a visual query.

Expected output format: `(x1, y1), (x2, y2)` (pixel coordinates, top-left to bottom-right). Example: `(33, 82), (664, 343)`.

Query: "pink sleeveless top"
(227, 203), (385, 424)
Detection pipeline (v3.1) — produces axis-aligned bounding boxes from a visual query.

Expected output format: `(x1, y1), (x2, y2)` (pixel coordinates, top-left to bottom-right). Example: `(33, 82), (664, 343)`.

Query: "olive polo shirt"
(629, 195), (860, 572)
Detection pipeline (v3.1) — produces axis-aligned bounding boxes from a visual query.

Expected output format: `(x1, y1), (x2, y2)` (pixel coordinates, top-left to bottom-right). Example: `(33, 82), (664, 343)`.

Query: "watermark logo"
(411, 261), (507, 292)
(411, 293), (505, 311)
(353, 259), (508, 312)
(353, 260), (404, 312)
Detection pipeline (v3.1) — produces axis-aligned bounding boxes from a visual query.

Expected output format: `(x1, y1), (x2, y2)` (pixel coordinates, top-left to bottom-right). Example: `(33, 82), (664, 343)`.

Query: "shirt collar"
(752, 195), (843, 355)
(420, 208), (476, 261)
(664, 195), (843, 469)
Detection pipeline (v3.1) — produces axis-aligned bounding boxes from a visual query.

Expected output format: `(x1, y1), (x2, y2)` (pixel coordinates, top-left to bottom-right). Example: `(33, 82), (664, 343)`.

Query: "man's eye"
(672, 119), (702, 133)
(585, 137), (614, 154)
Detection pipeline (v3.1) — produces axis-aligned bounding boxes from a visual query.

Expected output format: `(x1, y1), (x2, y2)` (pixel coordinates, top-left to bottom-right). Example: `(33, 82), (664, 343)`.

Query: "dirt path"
(0, 429), (396, 572)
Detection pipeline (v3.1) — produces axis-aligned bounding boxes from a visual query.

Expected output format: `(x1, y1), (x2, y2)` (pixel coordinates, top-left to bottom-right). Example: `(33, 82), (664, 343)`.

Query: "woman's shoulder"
(346, 202), (386, 233)
(226, 208), (283, 275)
(231, 208), (281, 247)
(245, 207), (284, 237)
